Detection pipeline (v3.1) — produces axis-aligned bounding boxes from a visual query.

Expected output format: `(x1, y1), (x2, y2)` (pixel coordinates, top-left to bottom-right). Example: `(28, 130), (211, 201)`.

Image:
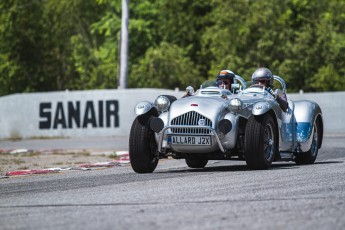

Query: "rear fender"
(294, 101), (320, 142)
(294, 101), (322, 151)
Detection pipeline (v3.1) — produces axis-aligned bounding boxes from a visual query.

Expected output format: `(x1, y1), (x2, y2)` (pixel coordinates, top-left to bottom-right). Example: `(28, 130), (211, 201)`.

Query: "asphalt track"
(0, 135), (344, 230)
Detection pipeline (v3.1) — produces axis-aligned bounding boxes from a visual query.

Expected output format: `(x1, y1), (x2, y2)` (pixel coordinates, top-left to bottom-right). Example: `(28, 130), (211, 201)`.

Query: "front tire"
(185, 158), (208, 169)
(129, 117), (159, 173)
(244, 114), (277, 170)
(295, 120), (320, 165)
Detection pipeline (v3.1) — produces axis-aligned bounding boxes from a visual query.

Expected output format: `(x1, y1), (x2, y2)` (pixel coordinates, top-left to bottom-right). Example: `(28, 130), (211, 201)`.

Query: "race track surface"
(0, 135), (344, 230)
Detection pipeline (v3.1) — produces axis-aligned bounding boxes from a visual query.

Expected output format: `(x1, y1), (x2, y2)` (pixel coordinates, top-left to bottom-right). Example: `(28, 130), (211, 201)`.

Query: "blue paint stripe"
(296, 122), (312, 142)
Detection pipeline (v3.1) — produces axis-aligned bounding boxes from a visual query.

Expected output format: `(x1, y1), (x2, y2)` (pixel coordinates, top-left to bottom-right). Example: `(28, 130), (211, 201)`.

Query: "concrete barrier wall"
(0, 89), (344, 139)
(0, 89), (183, 139)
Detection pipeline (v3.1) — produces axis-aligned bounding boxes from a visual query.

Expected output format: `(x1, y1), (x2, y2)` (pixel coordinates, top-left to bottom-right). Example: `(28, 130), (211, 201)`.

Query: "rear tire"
(295, 120), (320, 165)
(244, 114), (277, 170)
(185, 158), (208, 169)
(129, 117), (158, 173)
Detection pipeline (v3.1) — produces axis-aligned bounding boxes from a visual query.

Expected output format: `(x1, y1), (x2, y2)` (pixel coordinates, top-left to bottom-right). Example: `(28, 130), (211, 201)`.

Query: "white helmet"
(216, 70), (235, 82)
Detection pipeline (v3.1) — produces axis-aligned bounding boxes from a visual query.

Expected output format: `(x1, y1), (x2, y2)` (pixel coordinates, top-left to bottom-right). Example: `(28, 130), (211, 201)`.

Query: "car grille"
(170, 111), (212, 134)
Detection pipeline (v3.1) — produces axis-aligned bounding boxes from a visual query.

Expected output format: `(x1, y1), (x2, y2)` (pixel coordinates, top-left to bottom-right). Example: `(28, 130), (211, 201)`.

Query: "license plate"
(168, 135), (211, 146)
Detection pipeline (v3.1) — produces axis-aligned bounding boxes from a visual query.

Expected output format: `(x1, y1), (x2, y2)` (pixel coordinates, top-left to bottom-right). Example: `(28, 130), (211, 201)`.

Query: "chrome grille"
(170, 111), (212, 134)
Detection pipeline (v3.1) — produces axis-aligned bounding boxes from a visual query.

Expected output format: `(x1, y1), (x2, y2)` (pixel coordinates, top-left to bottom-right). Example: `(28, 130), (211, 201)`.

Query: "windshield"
(194, 80), (231, 97)
(200, 79), (248, 94)
(243, 80), (285, 94)
(200, 80), (236, 90)
(200, 80), (220, 89)
(242, 83), (266, 94)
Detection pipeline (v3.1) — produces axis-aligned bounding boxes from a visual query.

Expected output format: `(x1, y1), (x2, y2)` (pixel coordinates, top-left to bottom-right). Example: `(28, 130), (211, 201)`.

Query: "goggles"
(217, 80), (230, 85)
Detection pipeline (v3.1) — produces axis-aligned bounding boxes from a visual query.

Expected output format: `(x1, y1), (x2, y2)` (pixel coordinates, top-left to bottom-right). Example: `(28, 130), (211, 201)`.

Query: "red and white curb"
(79, 154), (130, 168)
(5, 169), (59, 176)
(1, 149), (27, 154)
(2, 151), (130, 177)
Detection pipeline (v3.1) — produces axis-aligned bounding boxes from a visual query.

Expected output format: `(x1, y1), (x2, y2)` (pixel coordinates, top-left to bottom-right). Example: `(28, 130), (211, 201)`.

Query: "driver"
(252, 67), (288, 111)
(216, 70), (235, 90)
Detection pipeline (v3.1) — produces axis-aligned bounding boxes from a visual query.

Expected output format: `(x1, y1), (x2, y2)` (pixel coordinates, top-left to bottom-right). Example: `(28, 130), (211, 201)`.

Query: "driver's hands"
(266, 87), (276, 98)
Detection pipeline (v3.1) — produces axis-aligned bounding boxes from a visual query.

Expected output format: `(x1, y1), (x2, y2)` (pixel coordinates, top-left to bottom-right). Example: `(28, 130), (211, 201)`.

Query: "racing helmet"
(252, 68), (274, 86)
(216, 70), (235, 82)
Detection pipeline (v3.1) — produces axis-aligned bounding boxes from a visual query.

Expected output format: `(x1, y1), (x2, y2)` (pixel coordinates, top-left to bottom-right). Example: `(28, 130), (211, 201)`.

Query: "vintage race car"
(129, 75), (323, 173)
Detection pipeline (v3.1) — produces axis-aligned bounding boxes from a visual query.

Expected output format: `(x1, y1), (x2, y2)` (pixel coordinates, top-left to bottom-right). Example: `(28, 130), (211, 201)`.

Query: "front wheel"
(129, 117), (159, 173)
(295, 120), (320, 165)
(244, 114), (277, 170)
(185, 158), (208, 169)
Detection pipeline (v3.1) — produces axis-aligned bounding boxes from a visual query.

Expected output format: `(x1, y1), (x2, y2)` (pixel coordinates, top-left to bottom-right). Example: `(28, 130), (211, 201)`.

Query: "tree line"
(1, 0), (345, 96)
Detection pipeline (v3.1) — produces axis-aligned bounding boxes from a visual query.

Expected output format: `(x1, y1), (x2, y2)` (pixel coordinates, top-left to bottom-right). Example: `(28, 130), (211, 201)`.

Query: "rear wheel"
(244, 114), (277, 170)
(295, 120), (320, 165)
(185, 158), (208, 169)
(129, 117), (158, 173)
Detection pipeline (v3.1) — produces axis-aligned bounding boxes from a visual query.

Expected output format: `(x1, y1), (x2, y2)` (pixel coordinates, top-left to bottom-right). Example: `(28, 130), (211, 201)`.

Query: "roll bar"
(234, 75), (247, 89)
(273, 75), (286, 93)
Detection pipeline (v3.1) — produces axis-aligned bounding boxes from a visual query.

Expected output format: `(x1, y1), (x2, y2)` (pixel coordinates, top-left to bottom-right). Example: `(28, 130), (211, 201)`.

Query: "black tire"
(295, 120), (320, 165)
(129, 117), (158, 173)
(244, 114), (277, 170)
(185, 158), (208, 169)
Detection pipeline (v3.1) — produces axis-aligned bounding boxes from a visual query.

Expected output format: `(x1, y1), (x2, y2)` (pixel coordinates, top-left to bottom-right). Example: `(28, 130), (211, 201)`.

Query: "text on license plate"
(168, 136), (211, 145)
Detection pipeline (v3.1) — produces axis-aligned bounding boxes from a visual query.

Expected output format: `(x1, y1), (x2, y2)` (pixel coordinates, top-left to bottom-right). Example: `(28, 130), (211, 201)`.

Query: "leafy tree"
(129, 42), (200, 90)
(0, 0), (46, 95)
(157, 0), (212, 76)
(129, 0), (162, 63)
(42, 0), (110, 90)
(309, 65), (345, 91)
(127, 0), (212, 87)
(1, 0), (345, 95)
(73, 0), (121, 89)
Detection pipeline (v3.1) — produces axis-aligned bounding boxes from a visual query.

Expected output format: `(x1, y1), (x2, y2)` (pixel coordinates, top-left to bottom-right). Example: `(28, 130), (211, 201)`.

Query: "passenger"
(216, 70), (235, 90)
(252, 67), (288, 111)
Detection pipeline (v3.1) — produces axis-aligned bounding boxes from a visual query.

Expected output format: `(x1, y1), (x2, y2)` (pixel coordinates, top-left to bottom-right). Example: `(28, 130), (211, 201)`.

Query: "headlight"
(185, 86), (195, 96)
(154, 96), (170, 112)
(229, 98), (243, 113)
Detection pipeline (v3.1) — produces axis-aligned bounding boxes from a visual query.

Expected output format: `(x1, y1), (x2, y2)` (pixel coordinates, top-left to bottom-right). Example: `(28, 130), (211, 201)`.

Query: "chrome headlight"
(185, 86), (195, 96)
(229, 98), (243, 113)
(154, 96), (170, 112)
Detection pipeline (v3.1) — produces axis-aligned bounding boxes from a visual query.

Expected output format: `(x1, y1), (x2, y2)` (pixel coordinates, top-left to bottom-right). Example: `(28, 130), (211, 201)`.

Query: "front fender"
(252, 101), (272, 116)
(134, 101), (155, 115)
(221, 113), (239, 149)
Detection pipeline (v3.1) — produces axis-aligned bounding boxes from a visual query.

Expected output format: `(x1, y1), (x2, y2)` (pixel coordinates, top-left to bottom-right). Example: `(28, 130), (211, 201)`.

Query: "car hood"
(169, 96), (229, 121)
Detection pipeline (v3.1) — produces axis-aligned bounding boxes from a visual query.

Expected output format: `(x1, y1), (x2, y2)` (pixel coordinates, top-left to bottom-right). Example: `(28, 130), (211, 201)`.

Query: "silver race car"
(129, 75), (323, 173)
